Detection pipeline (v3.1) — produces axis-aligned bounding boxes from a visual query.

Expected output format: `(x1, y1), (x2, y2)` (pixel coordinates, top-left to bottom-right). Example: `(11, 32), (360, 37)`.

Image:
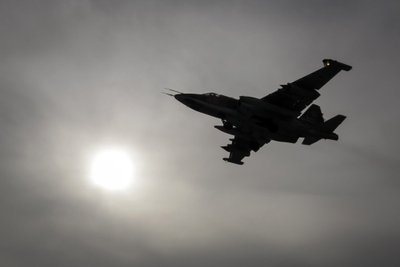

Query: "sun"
(89, 148), (134, 191)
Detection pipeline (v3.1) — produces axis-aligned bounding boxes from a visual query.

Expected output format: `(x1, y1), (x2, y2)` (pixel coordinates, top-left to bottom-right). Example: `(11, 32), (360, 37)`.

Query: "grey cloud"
(1, 0), (400, 266)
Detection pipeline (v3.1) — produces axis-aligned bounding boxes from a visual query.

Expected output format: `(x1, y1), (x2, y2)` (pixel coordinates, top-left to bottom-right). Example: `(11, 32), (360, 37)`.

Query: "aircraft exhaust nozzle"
(323, 132), (339, 140)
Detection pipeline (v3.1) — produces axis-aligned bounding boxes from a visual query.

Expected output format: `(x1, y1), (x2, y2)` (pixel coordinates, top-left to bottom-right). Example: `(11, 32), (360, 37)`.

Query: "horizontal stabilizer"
(321, 115), (346, 132)
(323, 59), (352, 71)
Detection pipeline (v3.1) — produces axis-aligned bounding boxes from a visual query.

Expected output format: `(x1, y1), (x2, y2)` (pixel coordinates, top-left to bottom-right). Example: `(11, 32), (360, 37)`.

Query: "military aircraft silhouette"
(167, 59), (352, 165)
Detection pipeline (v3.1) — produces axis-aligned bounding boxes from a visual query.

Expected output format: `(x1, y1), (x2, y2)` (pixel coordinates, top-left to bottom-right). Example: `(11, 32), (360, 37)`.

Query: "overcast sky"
(1, 0), (400, 266)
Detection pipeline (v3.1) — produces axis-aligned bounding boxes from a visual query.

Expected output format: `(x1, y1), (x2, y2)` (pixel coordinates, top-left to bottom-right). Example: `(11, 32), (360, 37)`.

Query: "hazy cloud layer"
(1, 1), (400, 266)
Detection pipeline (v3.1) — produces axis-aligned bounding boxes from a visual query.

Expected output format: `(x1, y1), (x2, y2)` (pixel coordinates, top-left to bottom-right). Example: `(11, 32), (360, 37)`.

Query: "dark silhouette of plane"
(167, 59), (352, 165)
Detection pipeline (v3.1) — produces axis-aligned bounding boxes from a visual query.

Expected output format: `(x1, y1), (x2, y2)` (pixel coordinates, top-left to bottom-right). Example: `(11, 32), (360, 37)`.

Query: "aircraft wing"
(220, 128), (270, 165)
(262, 59), (352, 113)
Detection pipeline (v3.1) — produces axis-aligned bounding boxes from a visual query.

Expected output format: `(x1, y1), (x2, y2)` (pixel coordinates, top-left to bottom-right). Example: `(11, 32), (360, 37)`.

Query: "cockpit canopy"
(204, 92), (219, 97)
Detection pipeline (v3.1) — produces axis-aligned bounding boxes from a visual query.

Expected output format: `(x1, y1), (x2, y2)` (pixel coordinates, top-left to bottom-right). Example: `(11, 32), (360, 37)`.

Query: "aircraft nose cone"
(174, 94), (201, 110)
(175, 93), (193, 104)
(174, 94), (185, 102)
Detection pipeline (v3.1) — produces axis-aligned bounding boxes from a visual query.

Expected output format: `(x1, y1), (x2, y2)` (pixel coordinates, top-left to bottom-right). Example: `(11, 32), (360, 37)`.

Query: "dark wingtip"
(323, 59), (352, 71)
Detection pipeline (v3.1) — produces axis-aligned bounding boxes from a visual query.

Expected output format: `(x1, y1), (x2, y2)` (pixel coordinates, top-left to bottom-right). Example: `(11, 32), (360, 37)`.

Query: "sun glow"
(89, 148), (134, 191)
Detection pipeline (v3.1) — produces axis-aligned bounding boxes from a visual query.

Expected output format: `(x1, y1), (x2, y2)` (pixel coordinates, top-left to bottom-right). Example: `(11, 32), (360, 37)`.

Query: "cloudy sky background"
(1, 0), (400, 266)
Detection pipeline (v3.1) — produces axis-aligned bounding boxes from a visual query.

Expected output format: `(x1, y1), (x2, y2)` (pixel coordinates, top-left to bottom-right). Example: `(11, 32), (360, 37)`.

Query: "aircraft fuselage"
(168, 58), (350, 164)
(174, 92), (336, 144)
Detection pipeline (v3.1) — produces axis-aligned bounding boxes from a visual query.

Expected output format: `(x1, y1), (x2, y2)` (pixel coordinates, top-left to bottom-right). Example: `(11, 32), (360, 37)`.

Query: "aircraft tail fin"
(302, 115), (346, 145)
(300, 104), (324, 125)
(320, 115), (346, 133)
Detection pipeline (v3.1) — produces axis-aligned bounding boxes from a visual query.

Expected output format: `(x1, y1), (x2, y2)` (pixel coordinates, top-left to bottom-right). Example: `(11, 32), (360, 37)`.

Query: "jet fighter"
(167, 59), (352, 165)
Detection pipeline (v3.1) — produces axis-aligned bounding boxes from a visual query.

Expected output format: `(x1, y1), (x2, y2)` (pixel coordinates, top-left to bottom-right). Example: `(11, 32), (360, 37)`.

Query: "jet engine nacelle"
(239, 96), (298, 117)
(238, 96), (264, 110)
